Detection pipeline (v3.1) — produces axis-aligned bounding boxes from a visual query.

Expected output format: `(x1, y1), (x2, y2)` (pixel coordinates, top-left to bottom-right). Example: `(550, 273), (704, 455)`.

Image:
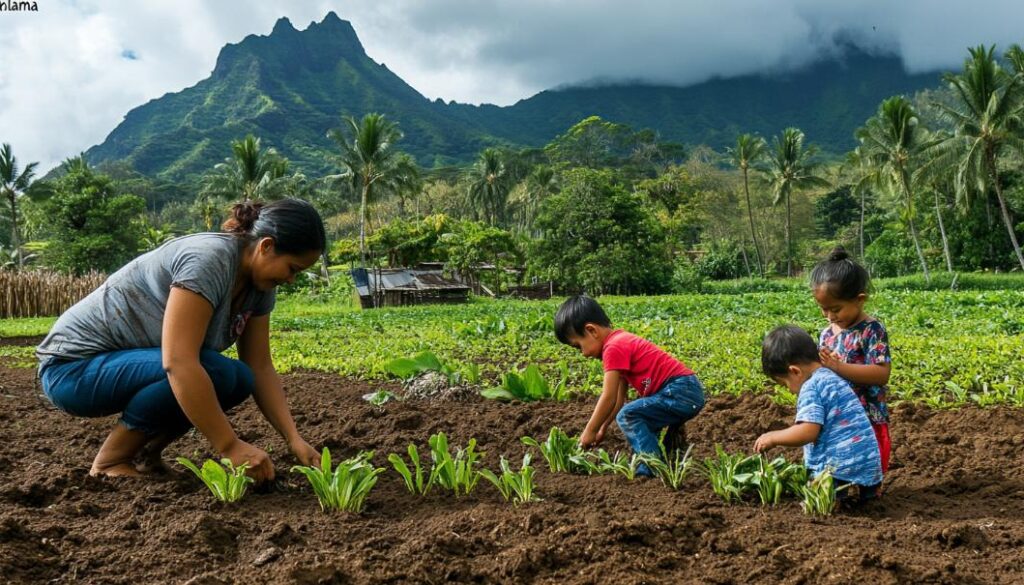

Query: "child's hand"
(753, 432), (776, 454)
(819, 348), (842, 369)
(579, 428), (599, 449)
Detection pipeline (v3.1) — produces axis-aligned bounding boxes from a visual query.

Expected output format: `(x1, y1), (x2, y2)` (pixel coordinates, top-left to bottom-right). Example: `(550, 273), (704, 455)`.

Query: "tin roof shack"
(350, 267), (471, 309)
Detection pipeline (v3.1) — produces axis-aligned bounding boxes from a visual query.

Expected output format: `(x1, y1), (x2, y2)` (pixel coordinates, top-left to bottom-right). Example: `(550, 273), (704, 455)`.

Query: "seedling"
(481, 363), (569, 402)
(291, 448), (384, 513)
(701, 445), (760, 503)
(176, 457), (253, 503)
(428, 432), (483, 496)
(521, 427), (593, 474)
(594, 449), (644, 481)
(801, 468), (841, 517)
(639, 440), (695, 490)
(478, 454), (540, 505)
(388, 443), (429, 495)
(363, 389), (397, 406)
(751, 456), (785, 506)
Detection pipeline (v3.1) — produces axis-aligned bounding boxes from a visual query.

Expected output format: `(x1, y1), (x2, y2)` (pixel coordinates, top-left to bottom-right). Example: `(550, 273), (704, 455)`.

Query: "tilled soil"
(1, 345), (1023, 584)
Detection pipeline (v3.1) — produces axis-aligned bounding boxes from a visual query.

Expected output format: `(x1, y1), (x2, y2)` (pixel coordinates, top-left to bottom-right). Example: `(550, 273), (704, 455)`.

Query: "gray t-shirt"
(37, 233), (275, 367)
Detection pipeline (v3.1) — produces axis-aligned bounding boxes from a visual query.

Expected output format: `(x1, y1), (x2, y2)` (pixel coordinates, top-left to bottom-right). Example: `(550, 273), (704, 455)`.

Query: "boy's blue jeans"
(616, 374), (705, 476)
(40, 348), (255, 437)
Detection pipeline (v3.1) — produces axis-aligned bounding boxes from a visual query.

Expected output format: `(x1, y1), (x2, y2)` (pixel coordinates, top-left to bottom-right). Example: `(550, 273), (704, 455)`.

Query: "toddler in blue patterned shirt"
(754, 325), (882, 502)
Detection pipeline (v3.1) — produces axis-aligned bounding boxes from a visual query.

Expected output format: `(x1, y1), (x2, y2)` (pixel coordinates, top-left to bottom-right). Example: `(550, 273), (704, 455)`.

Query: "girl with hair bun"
(36, 198), (327, 480)
(809, 246), (893, 477)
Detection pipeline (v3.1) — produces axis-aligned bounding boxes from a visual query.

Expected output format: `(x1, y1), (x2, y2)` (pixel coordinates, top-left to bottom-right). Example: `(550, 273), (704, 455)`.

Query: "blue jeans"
(616, 374), (705, 476)
(40, 348), (255, 437)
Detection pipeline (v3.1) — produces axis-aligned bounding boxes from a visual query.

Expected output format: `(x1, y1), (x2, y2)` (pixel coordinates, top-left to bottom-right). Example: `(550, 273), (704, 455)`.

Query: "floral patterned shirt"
(819, 317), (891, 425)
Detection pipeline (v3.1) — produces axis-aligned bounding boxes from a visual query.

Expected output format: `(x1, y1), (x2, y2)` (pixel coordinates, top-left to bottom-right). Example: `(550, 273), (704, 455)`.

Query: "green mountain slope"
(84, 12), (943, 181)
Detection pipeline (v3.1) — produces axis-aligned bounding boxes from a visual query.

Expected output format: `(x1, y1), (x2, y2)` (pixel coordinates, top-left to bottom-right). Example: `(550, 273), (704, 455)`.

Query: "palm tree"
(0, 143), (42, 268)
(841, 147), (877, 259)
(928, 45), (1024, 271)
(727, 134), (768, 277)
(328, 113), (403, 263)
(389, 153), (422, 217)
(764, 128), (829, 276)
(467, 148), (509, 226)
(201, 135), (289, 202)
(856, 96), (939, 281)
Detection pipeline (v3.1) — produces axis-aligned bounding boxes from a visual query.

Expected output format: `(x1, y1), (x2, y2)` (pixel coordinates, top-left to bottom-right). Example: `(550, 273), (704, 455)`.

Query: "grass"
(4, 283), (1023, 408)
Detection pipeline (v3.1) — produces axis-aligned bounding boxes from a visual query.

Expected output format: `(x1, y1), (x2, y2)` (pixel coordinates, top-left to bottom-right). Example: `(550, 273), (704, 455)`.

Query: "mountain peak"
(271, 17), (295, 35)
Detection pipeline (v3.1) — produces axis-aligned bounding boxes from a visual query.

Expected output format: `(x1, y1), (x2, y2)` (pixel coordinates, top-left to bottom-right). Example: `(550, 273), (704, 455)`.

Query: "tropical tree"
(509, 165), (557, 235)
(200, 135), (290, 202)
(390, 153), (422, 217)
(727, 134), (768, 277)
(466, 148), (510, 226)
(0, 143), (49, 268)
(328, 113), (403, 263)
(841, 147), (878, 259)
(856, 96), (939, 280)
(928, 45), (1024, 270)
(764, 128), (829, 276)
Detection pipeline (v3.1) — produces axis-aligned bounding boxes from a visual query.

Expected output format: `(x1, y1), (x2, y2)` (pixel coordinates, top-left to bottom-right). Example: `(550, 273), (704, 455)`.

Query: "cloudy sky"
(1, 0), (1022, 172)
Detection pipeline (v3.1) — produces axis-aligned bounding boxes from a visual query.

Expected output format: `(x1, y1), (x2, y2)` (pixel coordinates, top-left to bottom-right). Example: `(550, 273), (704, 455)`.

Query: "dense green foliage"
(80, 15), (941, 180)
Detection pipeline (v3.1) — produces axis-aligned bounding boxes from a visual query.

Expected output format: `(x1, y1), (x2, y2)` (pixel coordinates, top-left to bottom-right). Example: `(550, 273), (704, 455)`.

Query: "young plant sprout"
(478, 453), (540, 505)
(801, 468), (841, 517)
(701, 445), (760, 504)
(638, 440), (695, 490)
(291, 448), (384, 513)
(176, 457), (254, 503)
(428, 432), (483, 496)
(521, 426), (593, 474)
(753, 456), (785, 506)
(388, 443), (429, 495)
(594, 449), (644, 481)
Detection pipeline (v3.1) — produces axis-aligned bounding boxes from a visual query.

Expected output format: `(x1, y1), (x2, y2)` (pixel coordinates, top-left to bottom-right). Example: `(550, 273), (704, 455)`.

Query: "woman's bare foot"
(90, 462), (143, 477)
(92, 423), (148, 478)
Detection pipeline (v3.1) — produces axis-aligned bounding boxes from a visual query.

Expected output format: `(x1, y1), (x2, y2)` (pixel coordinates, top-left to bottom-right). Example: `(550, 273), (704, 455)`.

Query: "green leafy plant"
(801, 468), (840, 517)
(384, 351), (447, 379)
(291, 448), (384, 513)
(521, 427), (593, 474)
(428, 432), (483, 496)
(388, 443), (429, 495)
(478, 454), (540, 505)
(383, 350), (480, 386)
(363, 389), (397, 406)
(594, 449), (644, 480)
(701, 445), (760, 503)
(481, 363), (569, 402)
(638, 433), (695, 490)
(176, 457), (254, 503)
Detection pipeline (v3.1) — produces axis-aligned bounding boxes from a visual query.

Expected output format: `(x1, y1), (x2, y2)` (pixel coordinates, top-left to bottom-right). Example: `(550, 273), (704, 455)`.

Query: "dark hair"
(554, 295), (611, 344)
(761, 325), (820, 377)
(809, 246), (870, 300)
(222, 198), (327, 255)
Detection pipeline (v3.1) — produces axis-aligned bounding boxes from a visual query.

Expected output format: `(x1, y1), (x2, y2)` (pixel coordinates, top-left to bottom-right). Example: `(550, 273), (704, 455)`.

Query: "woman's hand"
(222, 438), (275, 482)
(289, 437), (320, 467)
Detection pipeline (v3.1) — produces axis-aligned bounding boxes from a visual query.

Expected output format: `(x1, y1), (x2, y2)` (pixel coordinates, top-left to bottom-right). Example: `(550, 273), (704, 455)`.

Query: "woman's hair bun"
(222, 201), (265, 234)
(828, 246), (849, 262)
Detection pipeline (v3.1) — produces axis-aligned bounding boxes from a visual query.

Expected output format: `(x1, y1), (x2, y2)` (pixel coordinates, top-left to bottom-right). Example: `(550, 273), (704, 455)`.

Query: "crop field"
(1, 285), (1023, 583)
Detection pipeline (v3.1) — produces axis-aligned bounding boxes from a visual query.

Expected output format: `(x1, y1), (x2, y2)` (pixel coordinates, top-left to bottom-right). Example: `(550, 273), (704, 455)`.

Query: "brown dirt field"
(1, 346), (1023, 585)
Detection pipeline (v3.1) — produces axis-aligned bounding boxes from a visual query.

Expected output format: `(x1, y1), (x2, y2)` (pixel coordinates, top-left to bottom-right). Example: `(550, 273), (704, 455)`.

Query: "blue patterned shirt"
(797, 367), (883, 487)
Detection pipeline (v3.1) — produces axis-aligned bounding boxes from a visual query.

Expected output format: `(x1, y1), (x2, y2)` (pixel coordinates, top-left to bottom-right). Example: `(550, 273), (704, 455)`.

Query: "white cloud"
(0, 0), (1021, 173)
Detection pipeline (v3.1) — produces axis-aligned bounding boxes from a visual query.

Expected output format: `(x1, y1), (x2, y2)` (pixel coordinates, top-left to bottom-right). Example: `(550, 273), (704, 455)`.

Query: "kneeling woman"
(36, 199), (325, 480)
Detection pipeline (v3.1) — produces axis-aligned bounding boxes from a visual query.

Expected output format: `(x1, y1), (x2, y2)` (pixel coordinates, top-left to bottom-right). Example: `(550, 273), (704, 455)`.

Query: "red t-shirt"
(601, 330), (694, 397)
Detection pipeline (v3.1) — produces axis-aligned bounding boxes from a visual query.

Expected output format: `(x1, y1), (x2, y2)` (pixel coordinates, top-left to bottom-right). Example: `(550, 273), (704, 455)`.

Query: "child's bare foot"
(90, 462), (143, 477)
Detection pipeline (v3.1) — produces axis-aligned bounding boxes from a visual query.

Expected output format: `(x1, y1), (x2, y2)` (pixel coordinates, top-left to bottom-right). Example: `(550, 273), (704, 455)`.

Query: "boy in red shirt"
(555, 295), (704, 475)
